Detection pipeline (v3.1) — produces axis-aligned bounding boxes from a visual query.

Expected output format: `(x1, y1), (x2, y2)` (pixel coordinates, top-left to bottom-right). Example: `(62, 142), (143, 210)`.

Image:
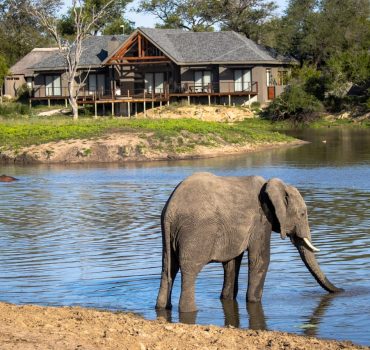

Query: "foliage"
(0, 54), (8, 89)
(0, 102), (29, 117)
(262, 85), (323, 123)
(58, 0), (134, 36)
(136, 0), (276, 36)
(275, 0), (370, 67)
(0, 0), (58, 66)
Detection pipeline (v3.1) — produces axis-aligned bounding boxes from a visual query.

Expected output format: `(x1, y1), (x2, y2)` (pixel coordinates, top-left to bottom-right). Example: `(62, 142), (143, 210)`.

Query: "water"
(0, 128), (369, 346)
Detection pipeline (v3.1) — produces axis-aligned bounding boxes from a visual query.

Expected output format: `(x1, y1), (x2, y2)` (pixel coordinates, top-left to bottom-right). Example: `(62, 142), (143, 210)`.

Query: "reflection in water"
(0, 128), (370, 346)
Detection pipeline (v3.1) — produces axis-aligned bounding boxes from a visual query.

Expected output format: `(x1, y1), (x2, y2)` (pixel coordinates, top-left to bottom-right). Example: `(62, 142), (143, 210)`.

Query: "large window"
(234, 69), (251, 91)
(88, 74), (105, 95)
(145, 72), (165, 93)
(194, 70), (212, 92)
(45, 75), (61, 96)
(277, 70), (288, 86)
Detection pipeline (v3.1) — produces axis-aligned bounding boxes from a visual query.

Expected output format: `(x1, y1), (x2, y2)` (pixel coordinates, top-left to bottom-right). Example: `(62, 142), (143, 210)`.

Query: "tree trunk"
(68, 81), (78, 120)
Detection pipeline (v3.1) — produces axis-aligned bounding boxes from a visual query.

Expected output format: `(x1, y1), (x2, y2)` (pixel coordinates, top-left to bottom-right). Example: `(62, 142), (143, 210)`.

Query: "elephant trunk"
(291, 237), (343, 293)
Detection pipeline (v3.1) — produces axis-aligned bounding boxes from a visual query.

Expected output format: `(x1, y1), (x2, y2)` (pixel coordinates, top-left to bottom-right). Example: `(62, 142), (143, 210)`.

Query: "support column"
(48, 99), (50, 108)
(135, 103), (138, 118)
(248, 94), (251, 109)
(144, 101), (146, 117)
(228, 95), (231, 106)
(94, 102), (97, 118)
(65, 99), (68, 108)
(128, 102), (131, 118)
(29, 99), (32, 109)
(208, 95), (211, 106)
(112, 102), (114, 116)
(188, 95), (190, 105)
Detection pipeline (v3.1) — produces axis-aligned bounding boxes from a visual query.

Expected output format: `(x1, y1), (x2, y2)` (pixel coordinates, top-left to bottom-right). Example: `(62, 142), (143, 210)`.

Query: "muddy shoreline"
(0, 302), (367, 350)
(0, 131), (306, 166)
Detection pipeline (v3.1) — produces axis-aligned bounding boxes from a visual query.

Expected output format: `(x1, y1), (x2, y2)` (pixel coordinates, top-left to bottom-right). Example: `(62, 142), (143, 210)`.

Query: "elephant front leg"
(221, 253), (244, 300)
(247, 235), (271, 303)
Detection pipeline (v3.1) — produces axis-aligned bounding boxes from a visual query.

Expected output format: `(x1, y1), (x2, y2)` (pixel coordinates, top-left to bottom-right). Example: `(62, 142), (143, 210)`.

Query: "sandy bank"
(0, 302), (366, 350)
(0, 131), (305, 165)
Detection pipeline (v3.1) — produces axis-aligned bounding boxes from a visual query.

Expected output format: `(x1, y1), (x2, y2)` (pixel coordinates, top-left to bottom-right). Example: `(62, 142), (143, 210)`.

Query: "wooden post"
(167, 100), (170, 106)
(48, 99), (50, 107)
(65, 99), (68, 108)
(128, 102), (131, 118)
(228, 95), (231, 106)
(188, 95), (190, 105)
(112, 102), (114, 116)
(160, 100), (162, 108)
(135, 103), (138, 118)
(94, 102), (97, 118)
(29, 99), (32, 109)
(248, 94), (251, 109)
(208, 95), (211, 106)
(144, 101), (146, 117)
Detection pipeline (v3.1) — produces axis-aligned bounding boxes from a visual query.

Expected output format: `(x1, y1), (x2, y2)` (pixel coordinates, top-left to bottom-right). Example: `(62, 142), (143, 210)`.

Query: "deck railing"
(31, 81), (258, 100)
(172, 81), (258, 94)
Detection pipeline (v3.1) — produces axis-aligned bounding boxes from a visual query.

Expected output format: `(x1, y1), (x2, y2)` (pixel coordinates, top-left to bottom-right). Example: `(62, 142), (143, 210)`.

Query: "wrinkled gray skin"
(156, 172), (342, 313)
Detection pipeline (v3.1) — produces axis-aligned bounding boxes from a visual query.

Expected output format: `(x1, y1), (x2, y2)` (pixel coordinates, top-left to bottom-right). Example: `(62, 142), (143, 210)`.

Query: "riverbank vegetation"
(0, 114), (293, 152)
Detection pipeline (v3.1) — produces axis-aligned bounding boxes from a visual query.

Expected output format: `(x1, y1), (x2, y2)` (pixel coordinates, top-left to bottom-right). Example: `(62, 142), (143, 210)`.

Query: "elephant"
(0, 175), (18, 182)
(156, 172), (342, 313)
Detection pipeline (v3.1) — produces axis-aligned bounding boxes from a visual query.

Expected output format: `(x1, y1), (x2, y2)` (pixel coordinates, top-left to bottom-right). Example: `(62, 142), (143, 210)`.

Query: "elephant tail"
(161, 203), (173, 283)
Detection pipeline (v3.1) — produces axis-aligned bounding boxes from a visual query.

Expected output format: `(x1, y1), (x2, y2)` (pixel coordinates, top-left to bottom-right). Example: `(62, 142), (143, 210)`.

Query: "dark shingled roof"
(138, 28), (292, 65)
(10, 48), (59, 76)
(32, 35), (128, 71)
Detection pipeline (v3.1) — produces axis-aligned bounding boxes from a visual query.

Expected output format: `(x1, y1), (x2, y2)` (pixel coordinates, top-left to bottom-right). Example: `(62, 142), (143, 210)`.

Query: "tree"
(58, 0), (133, 36)
(0, 54), (9, 103)
(136, 0), (224, 31)
(218, 0), (277, 41)
(275, 0), (370, 67)
(0, 0), (58, 66)
(137, 0), (277, 35)
(29, 0), (117, 120)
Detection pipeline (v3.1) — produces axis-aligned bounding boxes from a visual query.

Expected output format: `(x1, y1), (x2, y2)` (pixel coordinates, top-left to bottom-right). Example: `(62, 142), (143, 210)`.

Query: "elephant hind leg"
(179, 270), (199, 313)
(156, 250), (179, 310)
(221, 252), (244, 300)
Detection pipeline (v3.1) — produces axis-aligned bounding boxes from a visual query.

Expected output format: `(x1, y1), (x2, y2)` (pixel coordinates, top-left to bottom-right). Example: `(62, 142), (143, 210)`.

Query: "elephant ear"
(265, 178), (288, 240)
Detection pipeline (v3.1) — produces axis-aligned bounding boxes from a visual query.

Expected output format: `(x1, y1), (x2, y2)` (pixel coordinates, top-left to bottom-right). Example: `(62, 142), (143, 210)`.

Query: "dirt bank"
(0, 131), (305, 165)
(0, 302), (366, 350)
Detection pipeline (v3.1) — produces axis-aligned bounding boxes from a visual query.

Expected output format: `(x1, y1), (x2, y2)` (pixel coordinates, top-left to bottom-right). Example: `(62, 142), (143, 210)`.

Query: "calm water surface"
(0, 128), (369, 345)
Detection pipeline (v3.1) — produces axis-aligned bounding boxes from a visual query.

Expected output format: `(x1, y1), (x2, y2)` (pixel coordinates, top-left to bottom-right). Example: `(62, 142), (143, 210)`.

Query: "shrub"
(0, 102), (29, 117)
(262, 85), (324, 123)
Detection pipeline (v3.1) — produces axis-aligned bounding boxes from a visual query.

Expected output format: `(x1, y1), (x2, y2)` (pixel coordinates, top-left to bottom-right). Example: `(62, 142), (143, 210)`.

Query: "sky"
(62, 0), (288, 28)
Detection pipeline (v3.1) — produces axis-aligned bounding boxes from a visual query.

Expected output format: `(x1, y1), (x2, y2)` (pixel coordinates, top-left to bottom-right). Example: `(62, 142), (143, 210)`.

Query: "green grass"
(0, 115), (294, 151)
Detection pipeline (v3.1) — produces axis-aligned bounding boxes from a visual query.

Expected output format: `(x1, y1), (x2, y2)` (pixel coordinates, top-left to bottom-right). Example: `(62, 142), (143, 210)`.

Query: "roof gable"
(32, 35), (128, 71)
(137, 28), (289, 65)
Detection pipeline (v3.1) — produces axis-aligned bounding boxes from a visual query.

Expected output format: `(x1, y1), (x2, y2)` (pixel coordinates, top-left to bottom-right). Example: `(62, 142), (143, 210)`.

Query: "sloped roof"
(32, 35), (128, 71)
(138, 28), (292, 65)
(10, 48), (59, 76)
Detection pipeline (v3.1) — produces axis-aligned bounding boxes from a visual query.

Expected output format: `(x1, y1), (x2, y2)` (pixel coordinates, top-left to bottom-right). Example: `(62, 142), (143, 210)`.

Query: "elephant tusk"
(303, 238), (320, 252)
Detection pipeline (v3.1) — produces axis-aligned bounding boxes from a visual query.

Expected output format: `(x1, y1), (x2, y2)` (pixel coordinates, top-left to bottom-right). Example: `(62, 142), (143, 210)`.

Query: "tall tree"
(137, 0), (222, 31)
(59, 0), (133, 36)
(0, 0), (58, 65)
(0, 54), (9, 102)
(29, 0), (117, 119)
(276, 0), (370, 66)
(137, 0), (277, 35)
(219, 0), (277, 41)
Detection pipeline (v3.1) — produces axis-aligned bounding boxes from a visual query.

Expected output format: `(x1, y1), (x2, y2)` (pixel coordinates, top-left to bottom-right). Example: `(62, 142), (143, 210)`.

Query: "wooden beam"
(138, 33), (142, 58)
(124, 56), (168, 61)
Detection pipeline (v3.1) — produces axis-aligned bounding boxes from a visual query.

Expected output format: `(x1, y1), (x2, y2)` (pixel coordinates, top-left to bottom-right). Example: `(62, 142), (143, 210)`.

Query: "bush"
(0, 102), (30, 117)
(262, 85), (324, 123)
